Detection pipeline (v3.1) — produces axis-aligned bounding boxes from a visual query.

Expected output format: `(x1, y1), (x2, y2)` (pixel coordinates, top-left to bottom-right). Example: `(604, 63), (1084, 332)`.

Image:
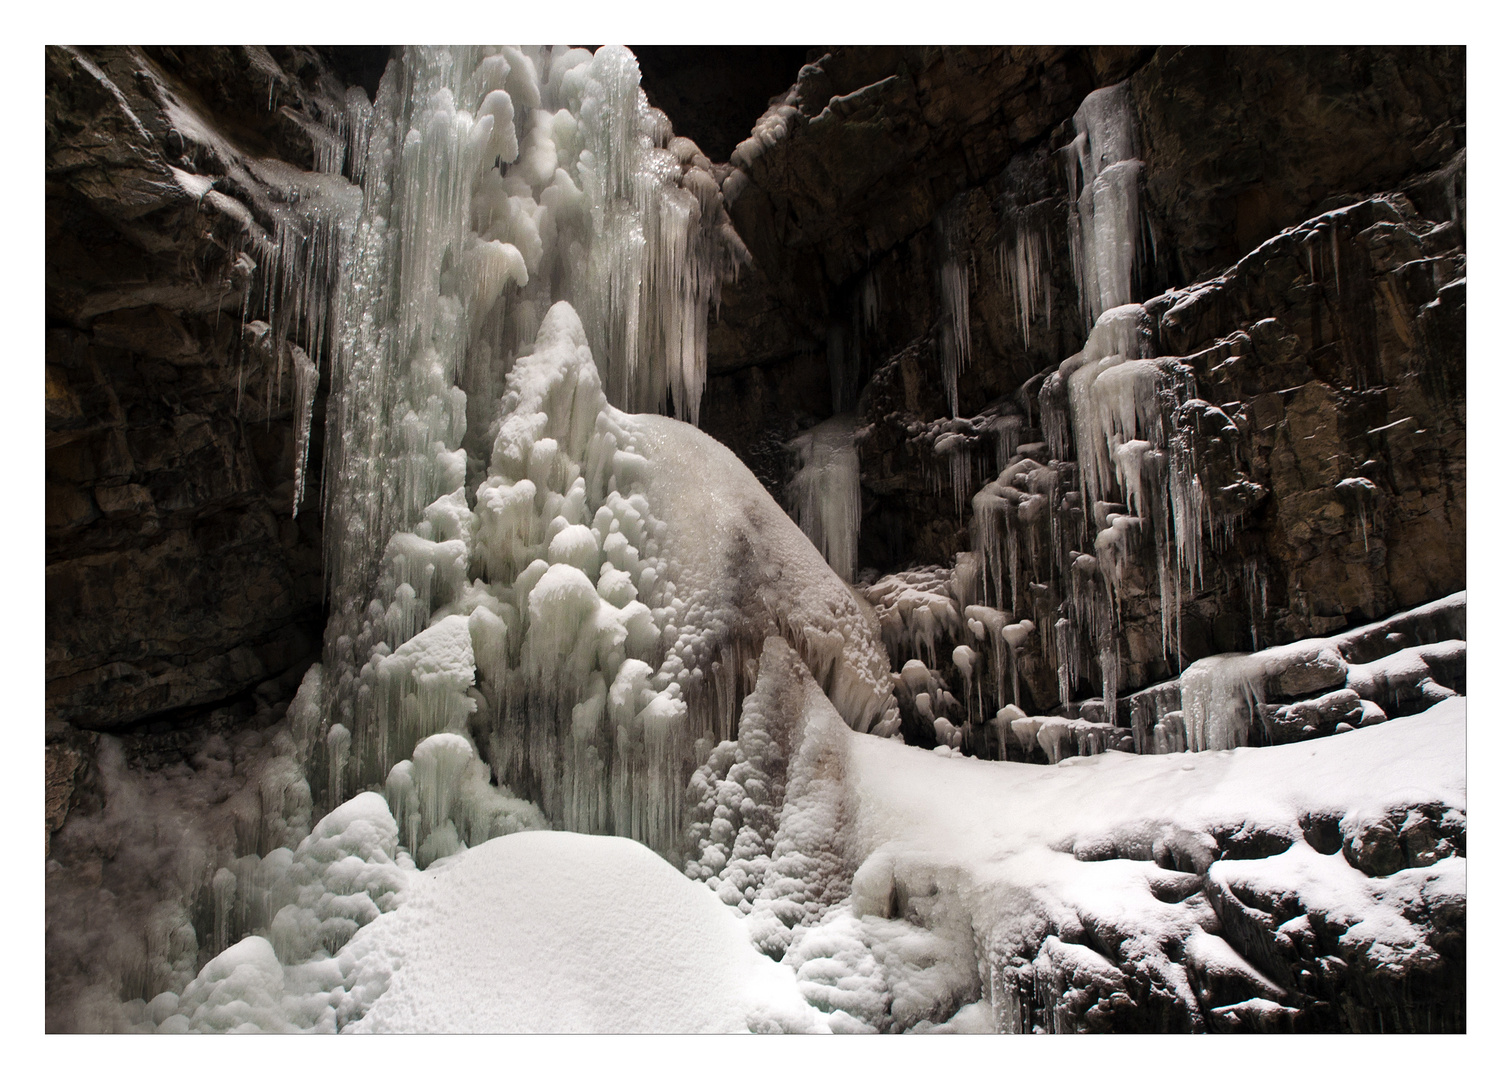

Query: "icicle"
(1242, 557), (1269, 651)
(934, 432), (974, 517)
(325, 724), (351, 806)
(1336, 476), (1379, 554)
(939, 259), (971, 417)
(996, 203), (1052, 347)
(290, 344), (319, 517)
(211, 867), (236, 956)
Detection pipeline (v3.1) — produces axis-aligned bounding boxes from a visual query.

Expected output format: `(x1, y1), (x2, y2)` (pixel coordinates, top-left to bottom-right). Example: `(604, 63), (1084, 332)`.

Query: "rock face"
(633, 46), (816, 163)
(699, 45), (1465, 715)
(45, 47), (360, 741)
(702, 47), (1154, 479)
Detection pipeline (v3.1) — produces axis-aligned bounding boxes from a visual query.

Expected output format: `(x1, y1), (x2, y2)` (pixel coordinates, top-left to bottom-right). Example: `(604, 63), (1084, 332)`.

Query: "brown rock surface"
(45, 46), (354, 736)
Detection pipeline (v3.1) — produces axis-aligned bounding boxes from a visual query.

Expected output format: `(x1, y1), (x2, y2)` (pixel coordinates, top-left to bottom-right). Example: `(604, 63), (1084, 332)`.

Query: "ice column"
(787, 416), (863, 583)
(1063, 81), (1143, 330)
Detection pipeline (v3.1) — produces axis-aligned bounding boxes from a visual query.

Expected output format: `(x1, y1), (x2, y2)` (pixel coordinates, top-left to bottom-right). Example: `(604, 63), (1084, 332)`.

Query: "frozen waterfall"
(259, 46), (895, 869)
(76, 52), (1464, 1035)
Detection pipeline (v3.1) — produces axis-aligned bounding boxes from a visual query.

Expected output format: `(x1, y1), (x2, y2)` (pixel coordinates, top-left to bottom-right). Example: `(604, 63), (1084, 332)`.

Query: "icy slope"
(151, 669), (1464, 1033)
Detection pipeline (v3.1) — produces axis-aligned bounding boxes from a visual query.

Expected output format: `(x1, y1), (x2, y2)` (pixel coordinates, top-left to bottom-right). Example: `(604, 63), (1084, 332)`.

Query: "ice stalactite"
(933, 432), (975, 517)
(1335, 476), (1380, 554)
(1058, 304), (1211, 663)
(82, 47), (826, 979)
(1242, 558), (1270, 651)
(787, 416), (862, 583)
(251, 162), (362, 420)
(233, 96), (369, 515)
(290, 344), (320, 516)
(1000, 224), (1049, 345)
(995, 194), (1055, 346)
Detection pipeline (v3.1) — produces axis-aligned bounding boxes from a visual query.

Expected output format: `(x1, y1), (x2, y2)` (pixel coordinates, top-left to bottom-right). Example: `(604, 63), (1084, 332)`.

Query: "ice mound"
(160, 794), (824, 1032)
(685, 637), (857, 959)
(338, 830), (828, 1032)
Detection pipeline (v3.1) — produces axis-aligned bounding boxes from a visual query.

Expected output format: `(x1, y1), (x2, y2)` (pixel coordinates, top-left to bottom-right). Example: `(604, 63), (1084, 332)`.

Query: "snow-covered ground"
(817, 696), (1465, 1031)
(145, 684), (1462, 1033)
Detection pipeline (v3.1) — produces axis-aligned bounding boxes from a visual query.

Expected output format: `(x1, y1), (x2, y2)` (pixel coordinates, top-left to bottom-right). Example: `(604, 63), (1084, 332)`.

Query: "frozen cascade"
(787, 416), (863, 583)
(205, 45), (885, 890)
(316, 45), (748, 711)
(1063, 81), (1143, 330)
(337, 301), (896, 861)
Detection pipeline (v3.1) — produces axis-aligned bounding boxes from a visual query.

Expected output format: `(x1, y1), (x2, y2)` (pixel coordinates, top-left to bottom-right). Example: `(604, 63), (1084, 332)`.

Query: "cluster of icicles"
(788, 82), (1268, 759)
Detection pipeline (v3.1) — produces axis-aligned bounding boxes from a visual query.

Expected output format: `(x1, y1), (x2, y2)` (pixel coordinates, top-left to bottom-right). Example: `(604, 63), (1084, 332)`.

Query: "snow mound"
(339, 830), (827, 1032)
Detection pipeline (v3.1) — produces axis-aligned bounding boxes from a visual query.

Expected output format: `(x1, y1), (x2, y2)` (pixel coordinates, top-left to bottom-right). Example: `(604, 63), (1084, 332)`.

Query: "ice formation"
(315, 298), (895, 864)
(312, 44), (750, 690)
(787, 415), (862, 583)
(1063, 81), (1143, 329)
(937, 202), (974, 418)
(996, 209), (1052, 346)
(940, 85), (1263, 730)
(242, 45), (892, 867)
(336, 830), (827, 1032)
(685, 637), (858, 959)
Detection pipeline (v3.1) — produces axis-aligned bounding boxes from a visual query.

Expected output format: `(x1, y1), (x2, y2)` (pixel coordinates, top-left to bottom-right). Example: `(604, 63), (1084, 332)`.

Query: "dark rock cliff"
(45, 47), (354, 741)
(697, 45), (1464, 712)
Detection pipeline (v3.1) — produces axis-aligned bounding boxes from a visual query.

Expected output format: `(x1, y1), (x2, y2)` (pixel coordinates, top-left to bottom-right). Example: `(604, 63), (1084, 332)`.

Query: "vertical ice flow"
(787, 416), (863, 583)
